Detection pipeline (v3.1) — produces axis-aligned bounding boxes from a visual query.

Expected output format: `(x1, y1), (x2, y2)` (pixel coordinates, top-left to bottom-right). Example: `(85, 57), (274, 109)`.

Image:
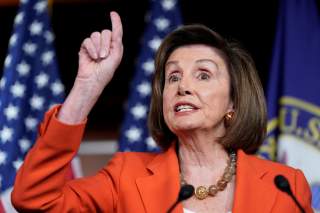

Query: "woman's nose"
(177, 78), (192, 96)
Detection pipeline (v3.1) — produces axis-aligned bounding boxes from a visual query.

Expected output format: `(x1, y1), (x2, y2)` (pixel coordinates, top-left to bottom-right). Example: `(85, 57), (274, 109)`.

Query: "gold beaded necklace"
(179, 150), (237, 200)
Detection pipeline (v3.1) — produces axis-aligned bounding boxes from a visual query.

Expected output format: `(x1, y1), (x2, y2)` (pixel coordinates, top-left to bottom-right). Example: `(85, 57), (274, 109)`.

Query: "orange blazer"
(12, 106), (313, 213)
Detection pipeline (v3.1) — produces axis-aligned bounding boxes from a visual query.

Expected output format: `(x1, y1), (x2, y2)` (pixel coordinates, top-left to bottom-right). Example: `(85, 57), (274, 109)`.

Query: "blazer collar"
(136, 147), (279, 213)
(136, 144), (182, 213)
(232, 149), (279, 213)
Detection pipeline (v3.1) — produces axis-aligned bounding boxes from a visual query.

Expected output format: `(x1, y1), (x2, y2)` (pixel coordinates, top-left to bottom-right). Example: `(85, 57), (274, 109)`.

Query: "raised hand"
(76, 11), (123, 93)
(57, 11), (123, 124)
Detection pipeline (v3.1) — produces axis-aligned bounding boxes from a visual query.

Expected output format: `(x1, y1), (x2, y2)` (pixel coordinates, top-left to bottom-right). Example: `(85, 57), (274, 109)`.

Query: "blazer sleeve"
(294, 169), (314, 213)
(11, 105), (123, 212)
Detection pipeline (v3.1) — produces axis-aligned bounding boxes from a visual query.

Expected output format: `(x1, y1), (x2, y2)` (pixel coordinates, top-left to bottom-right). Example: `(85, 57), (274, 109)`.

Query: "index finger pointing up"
(110, 11), (123, 43)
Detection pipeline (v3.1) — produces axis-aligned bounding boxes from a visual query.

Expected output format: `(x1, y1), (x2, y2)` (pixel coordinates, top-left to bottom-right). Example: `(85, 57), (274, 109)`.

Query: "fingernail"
(100, 50), (107, 58)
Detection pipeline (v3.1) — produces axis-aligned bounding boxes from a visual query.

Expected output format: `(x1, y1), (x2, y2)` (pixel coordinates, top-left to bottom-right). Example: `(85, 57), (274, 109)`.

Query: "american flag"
(118, 0), (182, 152)
(0, 0), (65, 212)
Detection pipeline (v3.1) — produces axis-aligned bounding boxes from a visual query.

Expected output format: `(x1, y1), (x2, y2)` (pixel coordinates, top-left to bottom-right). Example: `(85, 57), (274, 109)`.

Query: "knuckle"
(90, 32), (100, 39)
(101, 29), (111, 35)
(82, 38), (91, 47)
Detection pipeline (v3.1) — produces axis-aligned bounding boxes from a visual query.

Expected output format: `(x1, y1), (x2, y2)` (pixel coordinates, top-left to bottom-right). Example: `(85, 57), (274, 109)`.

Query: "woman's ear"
(227, 100), (234, 113)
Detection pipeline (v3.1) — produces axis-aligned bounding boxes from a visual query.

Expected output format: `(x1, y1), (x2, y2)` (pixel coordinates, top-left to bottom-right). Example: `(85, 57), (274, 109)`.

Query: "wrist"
(57, 80), (101, 124)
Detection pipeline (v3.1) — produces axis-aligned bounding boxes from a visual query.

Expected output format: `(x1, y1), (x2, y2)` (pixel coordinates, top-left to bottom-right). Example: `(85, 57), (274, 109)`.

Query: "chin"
(171, 122), (200, 132)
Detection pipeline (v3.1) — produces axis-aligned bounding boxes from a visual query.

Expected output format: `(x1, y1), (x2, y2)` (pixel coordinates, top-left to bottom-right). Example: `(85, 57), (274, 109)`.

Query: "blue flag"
(0, 0), (64, 211)
(258, 0), (320, 210)
(118, 0), (182, 152)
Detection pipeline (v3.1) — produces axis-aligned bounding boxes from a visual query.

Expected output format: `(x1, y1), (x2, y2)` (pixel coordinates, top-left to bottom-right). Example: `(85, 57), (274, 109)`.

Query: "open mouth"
(174, 103), (198, 112)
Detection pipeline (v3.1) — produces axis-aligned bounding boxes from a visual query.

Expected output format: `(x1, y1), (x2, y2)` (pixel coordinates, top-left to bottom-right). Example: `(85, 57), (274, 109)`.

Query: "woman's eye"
(168, 74), (180, 83)
(198, 72), (210, 80)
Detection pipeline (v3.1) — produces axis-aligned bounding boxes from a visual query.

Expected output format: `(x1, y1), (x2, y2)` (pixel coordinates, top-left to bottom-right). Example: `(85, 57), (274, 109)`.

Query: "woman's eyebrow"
(165, 60), (179, 67)
(195, 59), (218, 66)
(165, 61), (180, 75)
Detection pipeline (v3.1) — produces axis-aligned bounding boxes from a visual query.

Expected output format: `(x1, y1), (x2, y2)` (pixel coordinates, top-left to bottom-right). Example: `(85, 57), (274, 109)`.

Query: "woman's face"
(163, 44), (233, 136)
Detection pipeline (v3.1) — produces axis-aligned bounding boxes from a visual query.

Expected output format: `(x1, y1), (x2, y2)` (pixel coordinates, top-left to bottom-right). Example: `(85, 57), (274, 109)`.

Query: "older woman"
(12, 12), (312, 213)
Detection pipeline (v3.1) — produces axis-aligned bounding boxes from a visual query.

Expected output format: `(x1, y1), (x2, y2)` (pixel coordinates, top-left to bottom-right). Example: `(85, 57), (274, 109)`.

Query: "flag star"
(30, 95), (45, 110)
(146, 137), (158, 149)
(0, 126), (14, 143)
(44, 31), (54, 43)
(154, 17), (170, 31)
(19, 138), (31, 153)
(41, 51), (54, 65)
(29, 21), (43, 35)
(21, 0), (28, 4)
(137, 82), (151, 97)
(142, 59), (155, 74)
(25, 116), (38, 131)
(51, 81), (64, 95)
(4, 104), (19, 120)
(11, 82), (26, 98)
(23, 42), (37, 55)
(9, 34), (18, 47)
(4, 55), (12, 68)
(14, 12), (24, 25)
(125, 127), (142, 142)
(35, 72), (49, 88)
(162, 0), (176, 11)
(131, 104), (147, 120)
(34, 1), (47, 13)
(13, 159), (23, 171)
(0, 151), (7, 165)
(17, 61), (31, 76)
(0, 78), (6, 89)
(148, 37), (162, 52)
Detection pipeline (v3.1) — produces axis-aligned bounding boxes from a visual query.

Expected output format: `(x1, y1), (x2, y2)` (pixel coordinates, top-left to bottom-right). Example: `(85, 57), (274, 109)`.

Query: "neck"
(177, 130), (229, 169)
(177, 132), (236, 202)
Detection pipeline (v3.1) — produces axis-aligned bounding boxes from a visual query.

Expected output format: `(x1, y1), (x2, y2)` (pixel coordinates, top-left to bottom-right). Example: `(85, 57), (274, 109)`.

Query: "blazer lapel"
(232, 150), (279, 213)
(136, 145), (182, 213)
(136, 148), (279, 213)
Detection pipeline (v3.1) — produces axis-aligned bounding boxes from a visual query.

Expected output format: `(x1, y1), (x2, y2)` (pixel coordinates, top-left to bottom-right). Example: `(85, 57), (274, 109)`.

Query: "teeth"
(176, 105), (195, 112)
